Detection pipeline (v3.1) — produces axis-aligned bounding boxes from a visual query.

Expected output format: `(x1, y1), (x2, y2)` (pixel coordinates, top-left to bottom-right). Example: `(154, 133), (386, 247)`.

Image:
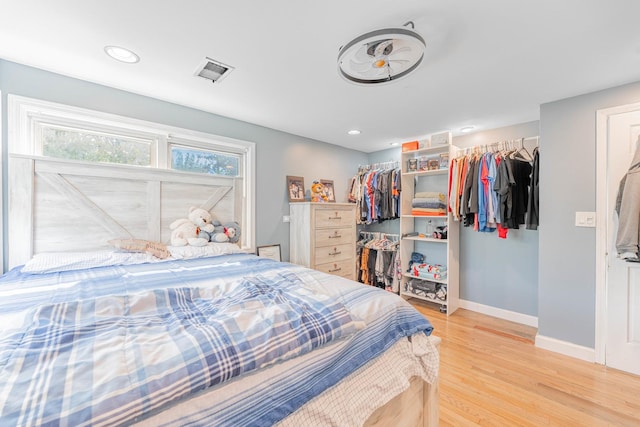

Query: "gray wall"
(539, 80), (640, 348)
(0, 59), (367, 265)
(455, 121), (540, 317)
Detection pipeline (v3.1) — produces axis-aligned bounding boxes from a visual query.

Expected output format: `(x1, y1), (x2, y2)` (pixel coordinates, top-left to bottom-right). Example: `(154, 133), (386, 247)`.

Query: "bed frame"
(364, 337), (441, 427)
(8, 155), (249, 269)
(7, 153), (439, 425)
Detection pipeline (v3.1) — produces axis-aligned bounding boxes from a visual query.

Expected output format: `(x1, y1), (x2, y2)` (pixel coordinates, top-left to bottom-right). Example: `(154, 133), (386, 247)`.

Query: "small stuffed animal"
(310, 181), (328, 202)
(169, 206), (215, 246)
(209, 221), (242, 244)
(223, 221), (241, 244)
(209, 220), (230, 243)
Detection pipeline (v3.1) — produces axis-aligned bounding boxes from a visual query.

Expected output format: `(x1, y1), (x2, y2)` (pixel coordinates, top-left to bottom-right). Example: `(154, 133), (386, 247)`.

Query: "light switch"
(283, 215), (290, 223)
(575, 211), (596, 227)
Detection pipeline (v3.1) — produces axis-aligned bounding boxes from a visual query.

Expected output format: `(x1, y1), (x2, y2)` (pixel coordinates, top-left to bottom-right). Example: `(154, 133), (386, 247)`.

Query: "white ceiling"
(1, 1), (639, 153)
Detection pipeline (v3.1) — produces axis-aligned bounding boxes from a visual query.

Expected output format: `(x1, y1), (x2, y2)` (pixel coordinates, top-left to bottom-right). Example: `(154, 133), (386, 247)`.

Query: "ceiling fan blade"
(354, 46), (374, 63)
(348, 59), (373, 73)
(388, 46), (411, 55)
(359, 67), (387, 78)
(388, 59), (411, 65)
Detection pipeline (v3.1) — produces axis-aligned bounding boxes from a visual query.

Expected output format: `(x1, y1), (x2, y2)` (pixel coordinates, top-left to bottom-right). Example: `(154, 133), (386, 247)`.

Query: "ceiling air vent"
(195, 57), (234, 83)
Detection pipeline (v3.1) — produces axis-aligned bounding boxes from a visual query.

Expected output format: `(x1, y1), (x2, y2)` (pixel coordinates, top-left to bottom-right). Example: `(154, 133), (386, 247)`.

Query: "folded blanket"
(414, 271), (447, 281)
(411, 207), (446, 216)
(413, 263), (447, 274)
(412, 197), (445, 204)
(412, 200), (447, 209)
(414, 192), (446, 201)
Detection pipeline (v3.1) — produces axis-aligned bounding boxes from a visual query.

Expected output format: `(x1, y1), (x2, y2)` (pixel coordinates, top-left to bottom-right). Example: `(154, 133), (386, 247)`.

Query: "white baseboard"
(535, 334), (596, 363)
(458, 300), (597, 363)
(458, 299), (538, 328)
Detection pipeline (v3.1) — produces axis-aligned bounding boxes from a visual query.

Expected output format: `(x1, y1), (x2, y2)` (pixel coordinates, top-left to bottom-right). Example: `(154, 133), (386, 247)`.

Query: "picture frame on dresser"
(287, 175), (306, 202)
(320, 179), (335, 202)
(257, 244), (282, 262)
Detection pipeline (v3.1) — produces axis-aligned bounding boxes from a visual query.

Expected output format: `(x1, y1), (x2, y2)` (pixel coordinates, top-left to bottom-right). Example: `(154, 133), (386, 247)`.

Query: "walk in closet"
(399, 132), (460, 315)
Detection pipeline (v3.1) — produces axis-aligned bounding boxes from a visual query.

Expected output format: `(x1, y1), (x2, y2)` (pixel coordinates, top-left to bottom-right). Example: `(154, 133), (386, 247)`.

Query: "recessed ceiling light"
(348, 129), (361, 135)
(460, 126), (475, 133)
(104, 46), (140, 64)
(390, 142), (399, 146)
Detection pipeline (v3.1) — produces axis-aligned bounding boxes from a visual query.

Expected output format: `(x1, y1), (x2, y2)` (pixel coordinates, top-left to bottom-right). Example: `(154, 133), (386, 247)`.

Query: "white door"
(606, 110), (640, 375)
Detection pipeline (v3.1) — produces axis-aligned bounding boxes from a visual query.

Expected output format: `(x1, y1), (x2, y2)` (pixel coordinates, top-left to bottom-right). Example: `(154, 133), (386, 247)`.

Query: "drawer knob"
(329, 213), (342, 220)
(328, 232), (342, 239)
(329, 248), (341, 256)
(329, 264), (342, 273)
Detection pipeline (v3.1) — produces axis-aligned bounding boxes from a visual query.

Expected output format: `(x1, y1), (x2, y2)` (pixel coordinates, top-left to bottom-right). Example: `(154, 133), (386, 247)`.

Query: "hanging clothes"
(526, 148), (540, 230)
(615, 139), (640, 261)
(349, 163), (402, 224)
(356, 232), (400, 292)
(448, 138), (539, 239)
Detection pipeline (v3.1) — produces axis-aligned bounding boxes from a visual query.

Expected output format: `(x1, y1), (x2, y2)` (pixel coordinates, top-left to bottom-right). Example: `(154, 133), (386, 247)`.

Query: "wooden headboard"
(8, 155), (252, 269)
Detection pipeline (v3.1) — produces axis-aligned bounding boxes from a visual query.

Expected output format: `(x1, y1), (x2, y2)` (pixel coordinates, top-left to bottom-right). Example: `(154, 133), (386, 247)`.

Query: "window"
(40, 124), (153, 166)
(9, 95), (254, 178)
(171, 145), (239, 176)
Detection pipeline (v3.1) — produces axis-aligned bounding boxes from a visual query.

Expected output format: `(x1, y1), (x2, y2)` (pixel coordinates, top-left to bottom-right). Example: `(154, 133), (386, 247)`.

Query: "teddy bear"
(209, 220), (242, 244)
(209, 220), (229, 243)
(223, 221), (241, 244)
(310, 180), (328, 202)
(169, 206), (215, 246)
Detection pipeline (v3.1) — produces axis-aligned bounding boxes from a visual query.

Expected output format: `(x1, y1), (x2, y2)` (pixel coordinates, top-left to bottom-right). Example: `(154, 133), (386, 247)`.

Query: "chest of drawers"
(289, 202), (356, 280)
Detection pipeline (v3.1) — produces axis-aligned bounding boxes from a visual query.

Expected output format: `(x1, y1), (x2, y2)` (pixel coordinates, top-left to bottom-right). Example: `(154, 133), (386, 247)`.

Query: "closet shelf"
(402, 236), (447, 243)
(402, 146), (449, 155)
(399, 130), (458, 316)
(402, 272), (447, 285)
(400, 291), (448, 306)
(402, 169), (448, 177)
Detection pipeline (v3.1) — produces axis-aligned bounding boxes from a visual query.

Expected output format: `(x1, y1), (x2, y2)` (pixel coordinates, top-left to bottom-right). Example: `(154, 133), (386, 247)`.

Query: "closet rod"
(456, 136), (539, 156)
(358, 160), (400, 172)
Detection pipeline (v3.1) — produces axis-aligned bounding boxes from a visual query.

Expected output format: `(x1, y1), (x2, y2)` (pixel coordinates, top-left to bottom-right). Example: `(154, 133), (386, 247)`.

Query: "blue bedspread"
(0, 254), (433, 426)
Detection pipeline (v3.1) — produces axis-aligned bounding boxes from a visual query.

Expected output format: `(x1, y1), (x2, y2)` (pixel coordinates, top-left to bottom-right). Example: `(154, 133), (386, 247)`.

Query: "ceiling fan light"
(338, 25), (425, 85)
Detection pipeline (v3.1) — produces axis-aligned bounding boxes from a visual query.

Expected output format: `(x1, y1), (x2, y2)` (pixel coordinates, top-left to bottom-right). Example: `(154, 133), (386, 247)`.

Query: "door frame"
(595, 101), (640, 364)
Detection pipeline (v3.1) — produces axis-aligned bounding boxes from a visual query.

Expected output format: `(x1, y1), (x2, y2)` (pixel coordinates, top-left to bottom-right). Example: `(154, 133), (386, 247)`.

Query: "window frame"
(8, 94), (256, 249)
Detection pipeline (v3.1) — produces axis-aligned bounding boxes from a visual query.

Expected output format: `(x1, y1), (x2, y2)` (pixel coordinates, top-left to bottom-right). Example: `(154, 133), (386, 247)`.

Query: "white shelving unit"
(399, 132), (459, 315)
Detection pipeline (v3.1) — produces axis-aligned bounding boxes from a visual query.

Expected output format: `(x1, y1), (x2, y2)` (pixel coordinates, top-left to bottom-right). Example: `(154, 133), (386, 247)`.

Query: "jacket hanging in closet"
(615, 139), (640, 261)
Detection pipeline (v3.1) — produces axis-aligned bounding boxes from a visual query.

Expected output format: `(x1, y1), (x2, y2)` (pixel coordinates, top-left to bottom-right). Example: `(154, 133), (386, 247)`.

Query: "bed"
(1, 155), (440, 426)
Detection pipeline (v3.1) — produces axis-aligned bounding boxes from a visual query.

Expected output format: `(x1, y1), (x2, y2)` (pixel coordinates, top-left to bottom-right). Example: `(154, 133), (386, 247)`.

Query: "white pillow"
(21, 249), (161, 274)
(167, 242), (243, 259)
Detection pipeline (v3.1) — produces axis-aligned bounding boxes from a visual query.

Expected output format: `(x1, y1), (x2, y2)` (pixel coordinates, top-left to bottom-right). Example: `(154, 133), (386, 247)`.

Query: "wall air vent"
(195, 57), (234, 83)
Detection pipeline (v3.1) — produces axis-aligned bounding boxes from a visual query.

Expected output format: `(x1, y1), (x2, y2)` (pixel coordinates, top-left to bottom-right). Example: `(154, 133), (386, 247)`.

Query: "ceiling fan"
(337, 21), (426, 85)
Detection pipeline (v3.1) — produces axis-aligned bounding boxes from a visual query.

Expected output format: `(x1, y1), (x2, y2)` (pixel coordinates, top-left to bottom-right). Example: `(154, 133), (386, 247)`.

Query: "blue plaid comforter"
(0, 254), (433, 426)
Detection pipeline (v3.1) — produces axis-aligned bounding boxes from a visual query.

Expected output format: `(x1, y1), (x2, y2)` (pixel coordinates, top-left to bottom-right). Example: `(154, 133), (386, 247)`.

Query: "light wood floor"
(409, 300), (640, 426)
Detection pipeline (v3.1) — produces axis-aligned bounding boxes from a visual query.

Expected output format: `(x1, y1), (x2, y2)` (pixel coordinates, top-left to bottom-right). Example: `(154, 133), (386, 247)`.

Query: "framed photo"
(427, 158), (440, 170)
(439, 153), (449, 169)
(287, 175), (305, 202)
(320, 179), (335, 202)
(257, 244), (281, 262)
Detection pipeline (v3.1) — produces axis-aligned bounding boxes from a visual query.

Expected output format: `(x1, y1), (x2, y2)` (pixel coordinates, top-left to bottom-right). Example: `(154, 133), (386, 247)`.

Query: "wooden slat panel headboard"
(8, 155), (250, 269)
